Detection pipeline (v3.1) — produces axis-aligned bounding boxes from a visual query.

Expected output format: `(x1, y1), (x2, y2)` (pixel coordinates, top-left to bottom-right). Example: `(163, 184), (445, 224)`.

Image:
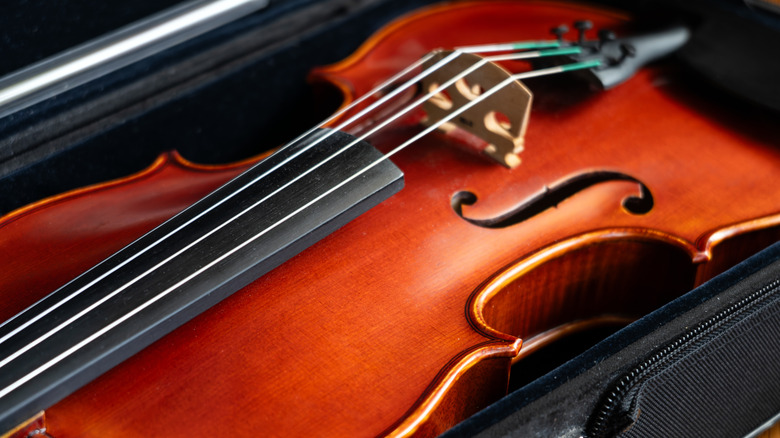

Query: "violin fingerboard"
(0, 130), (403, 432)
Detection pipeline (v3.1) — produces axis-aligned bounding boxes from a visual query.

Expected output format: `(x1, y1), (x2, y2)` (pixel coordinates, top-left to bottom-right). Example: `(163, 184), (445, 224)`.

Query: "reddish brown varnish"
(2, 2), (780, 437)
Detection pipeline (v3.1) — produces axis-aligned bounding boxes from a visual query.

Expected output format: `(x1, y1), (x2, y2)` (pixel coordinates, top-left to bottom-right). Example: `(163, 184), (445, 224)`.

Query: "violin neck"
(0, 130), (403, 432)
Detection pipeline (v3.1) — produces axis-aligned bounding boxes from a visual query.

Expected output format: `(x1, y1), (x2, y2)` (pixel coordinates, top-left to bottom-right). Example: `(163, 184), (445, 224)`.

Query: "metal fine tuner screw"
(574, 20), (593, 45)
(550, 24), (569, 43)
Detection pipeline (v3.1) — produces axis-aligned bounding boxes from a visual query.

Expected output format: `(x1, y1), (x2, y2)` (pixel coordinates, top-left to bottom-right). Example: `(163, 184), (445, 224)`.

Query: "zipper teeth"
(586, 278), (780, 438)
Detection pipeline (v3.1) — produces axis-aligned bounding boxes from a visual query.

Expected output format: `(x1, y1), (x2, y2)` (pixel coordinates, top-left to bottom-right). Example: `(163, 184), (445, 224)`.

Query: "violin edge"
(0, 149), (272, 229)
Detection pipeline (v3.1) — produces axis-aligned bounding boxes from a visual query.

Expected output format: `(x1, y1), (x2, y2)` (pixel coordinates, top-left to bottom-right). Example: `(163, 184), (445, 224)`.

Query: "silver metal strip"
(0, 0), (269, 120)
(744, 411), (780, 438)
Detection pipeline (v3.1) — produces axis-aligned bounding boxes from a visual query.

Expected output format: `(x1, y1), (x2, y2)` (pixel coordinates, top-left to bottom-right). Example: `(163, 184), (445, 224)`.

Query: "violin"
(2, 1), (780, 437)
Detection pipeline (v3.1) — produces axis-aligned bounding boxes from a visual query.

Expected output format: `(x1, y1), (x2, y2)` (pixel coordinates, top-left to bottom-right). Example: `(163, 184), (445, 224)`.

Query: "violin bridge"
(421, 51), (532, 168)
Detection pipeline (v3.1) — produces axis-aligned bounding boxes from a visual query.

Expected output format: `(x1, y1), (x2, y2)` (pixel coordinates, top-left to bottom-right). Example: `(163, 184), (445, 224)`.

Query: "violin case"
(1, 0), (779, 436)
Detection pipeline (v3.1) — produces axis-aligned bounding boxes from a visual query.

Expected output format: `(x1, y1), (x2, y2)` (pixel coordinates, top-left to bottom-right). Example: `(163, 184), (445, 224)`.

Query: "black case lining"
(613, 287), (780, 437)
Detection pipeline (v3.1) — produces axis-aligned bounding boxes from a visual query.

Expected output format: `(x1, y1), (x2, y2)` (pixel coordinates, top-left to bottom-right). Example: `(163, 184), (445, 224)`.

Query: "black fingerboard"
(0, 130), (403, 432)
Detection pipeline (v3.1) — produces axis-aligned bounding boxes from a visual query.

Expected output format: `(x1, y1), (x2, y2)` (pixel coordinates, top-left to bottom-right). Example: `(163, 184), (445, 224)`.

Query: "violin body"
(2, 2), (780, 437)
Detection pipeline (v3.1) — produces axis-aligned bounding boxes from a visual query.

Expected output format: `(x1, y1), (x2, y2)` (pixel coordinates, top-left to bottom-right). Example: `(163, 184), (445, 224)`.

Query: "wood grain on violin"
(2, 1), (780, 437)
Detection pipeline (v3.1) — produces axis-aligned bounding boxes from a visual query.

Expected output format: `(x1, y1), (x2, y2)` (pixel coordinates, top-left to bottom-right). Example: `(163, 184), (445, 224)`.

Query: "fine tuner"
(416, 20), (690, 167)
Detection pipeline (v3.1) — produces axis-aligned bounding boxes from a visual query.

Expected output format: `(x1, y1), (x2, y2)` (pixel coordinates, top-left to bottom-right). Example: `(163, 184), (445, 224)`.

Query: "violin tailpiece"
(421, 51), (532, 168)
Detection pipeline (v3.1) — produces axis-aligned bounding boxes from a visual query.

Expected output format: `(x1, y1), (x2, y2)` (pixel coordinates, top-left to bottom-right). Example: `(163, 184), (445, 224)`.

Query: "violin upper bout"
(0, 151), (252, 325)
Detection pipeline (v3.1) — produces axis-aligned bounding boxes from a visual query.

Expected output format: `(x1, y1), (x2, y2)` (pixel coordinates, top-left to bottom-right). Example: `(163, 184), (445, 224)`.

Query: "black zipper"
(586, 278), (780, 438)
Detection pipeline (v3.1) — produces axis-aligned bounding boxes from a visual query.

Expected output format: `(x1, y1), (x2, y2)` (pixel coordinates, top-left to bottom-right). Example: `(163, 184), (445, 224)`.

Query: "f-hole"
(451, 171), (653, 229)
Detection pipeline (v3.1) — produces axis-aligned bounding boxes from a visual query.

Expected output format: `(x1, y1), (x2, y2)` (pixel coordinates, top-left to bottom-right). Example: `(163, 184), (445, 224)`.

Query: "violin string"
(0, 45), (574, 352)
(280, 40), (561, 148)
(0, 58), (601, 400)
(458, 39), (559, 53)
(0, 48), (576, 368)
(0, 49), (583, 376)
(0, 43), (559, 342)
(0, 48), (585, 372)
(272, 53), (439, 155)
(0, 51), (454, 345)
